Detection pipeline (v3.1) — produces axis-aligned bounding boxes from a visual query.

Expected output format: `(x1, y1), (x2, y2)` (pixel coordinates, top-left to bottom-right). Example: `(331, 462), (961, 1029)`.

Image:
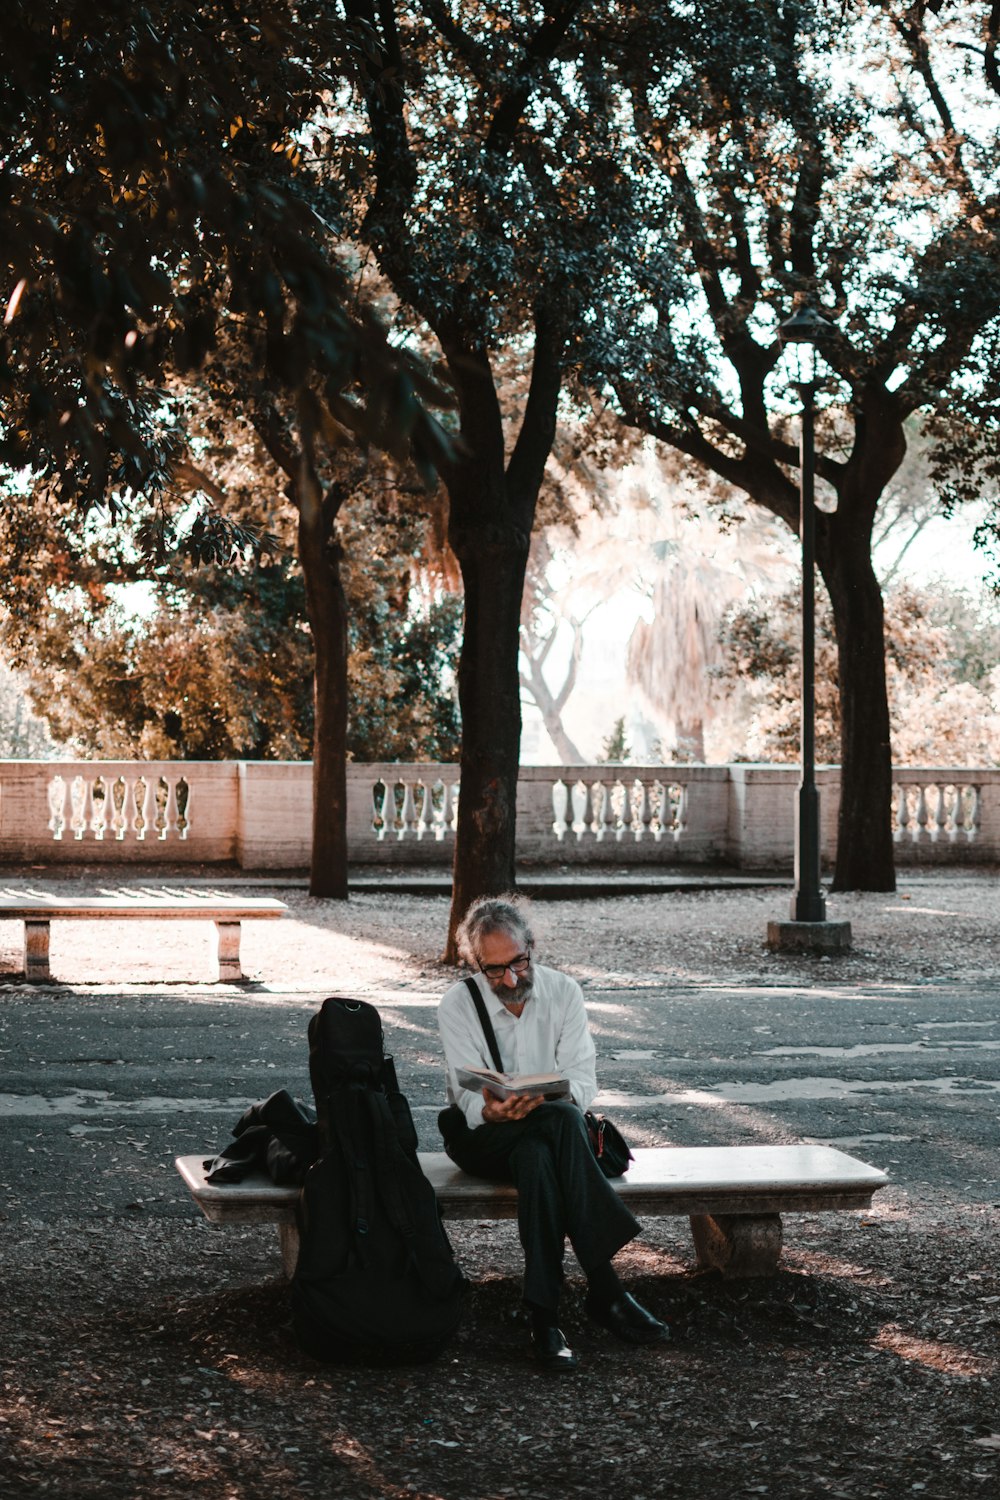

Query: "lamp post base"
(766, 919), (853, 954)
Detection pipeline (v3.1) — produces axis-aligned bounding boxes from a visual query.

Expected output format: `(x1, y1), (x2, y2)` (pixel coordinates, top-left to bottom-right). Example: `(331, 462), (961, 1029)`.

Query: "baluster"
(111, 776), (129, 840)
(133, 777), (149, 840)
(448, 780), (461, 834)
(90, 776), (107, 839)
(414, 781), (429, 840)
(551, 779), (569, 841)
(47, 776), (67, 840)
(397, 781), (416, 840)
(583, 780), (601, 840)
(635, 779), (652, 842)
(893, 783), (911, 841)
(566, 780), (581, 840)
(578, 780), (596, 841)
(429, 780), (445, 840)
(590, 786), (605, 846)
(154, 776), (172, 839)
(932, 780), (948, 842)
(673, 781), (689, 838)
(570, 779), (589, 841)
(913, 783), (929, 843)
(371, 780), (387, 839)
(614, 774), (629, 846)
(648, 780), (664, 842)
(70, 776), (88, 840)
(952, 782), (966, 841)
(175, 778), (190, 839)
(967, 784), (981, 841)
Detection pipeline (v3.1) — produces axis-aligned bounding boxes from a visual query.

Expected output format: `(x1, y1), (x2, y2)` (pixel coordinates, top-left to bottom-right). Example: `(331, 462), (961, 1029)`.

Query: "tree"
(598, 717), (632, 765)
(0, 1), (442, 499)
(0, 408), (462, 765)
(718, 579), (1000, 767)
(584, 0), (1000, 890)
(0, 662), (62, 758)
(1, 1), (455, 896)
(341, 1), (653, 954)
(621, 455), (793, 762)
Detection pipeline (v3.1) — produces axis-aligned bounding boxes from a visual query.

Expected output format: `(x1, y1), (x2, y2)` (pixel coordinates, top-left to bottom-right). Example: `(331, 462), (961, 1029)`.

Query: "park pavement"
(1, 864), (997, 1220)
(1, 866), (998, 1498)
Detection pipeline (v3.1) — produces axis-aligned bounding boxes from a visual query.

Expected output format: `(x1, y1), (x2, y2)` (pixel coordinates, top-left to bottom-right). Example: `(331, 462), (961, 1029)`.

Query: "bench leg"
(278, 1222), (301, 1278)
(24, 920), (51, 981)
(215, 921), (244, 982)
(689, 1212), (783, 1277)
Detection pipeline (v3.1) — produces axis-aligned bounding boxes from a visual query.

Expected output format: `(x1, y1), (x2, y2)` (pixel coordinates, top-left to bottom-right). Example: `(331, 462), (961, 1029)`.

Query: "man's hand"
(481, 1089), (542, 1124)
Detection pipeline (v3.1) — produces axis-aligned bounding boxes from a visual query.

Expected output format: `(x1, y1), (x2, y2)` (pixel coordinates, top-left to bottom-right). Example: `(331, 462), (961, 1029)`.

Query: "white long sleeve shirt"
(438, 964), (598, 1129)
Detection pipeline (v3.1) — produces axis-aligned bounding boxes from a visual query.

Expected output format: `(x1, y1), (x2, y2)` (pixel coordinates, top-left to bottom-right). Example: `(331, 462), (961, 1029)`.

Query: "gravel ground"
(2, 866), (999, 1499)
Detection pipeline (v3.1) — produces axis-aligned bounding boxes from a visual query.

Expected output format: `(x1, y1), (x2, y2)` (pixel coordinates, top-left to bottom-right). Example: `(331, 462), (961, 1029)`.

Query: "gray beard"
(494, 974), (534, 1006)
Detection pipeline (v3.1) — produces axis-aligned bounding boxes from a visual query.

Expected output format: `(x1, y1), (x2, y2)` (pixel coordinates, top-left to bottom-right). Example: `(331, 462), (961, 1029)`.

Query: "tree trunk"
(436, 319), (563, 960)
(520, 651), (586, 763)
(819, 531), (896, 893)
(446, 529), (530, 957)
(297, 499), (349, 899)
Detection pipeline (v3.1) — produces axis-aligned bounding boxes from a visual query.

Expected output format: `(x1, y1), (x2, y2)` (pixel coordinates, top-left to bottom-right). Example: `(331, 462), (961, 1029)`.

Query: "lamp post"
(767, 307), (852, 954)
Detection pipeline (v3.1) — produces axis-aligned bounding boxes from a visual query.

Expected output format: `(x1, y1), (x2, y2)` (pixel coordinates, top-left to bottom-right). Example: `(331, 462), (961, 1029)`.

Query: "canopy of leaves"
(718, 579), (1000, 765)
(0, 0), (451, 523)
(0, 402), (462, 762)
(579, 0), (1000, 538)
(1, 516), (461, 762)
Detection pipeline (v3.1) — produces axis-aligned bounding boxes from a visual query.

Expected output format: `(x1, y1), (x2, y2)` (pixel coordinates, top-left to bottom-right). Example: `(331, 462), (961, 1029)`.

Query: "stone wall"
(0, 759), (996, 870)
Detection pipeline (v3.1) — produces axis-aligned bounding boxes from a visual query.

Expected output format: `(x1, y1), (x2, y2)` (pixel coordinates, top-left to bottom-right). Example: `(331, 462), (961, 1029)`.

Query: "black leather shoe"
(585, 1291), (669, 1345)
(531, 1321), (579, 1371)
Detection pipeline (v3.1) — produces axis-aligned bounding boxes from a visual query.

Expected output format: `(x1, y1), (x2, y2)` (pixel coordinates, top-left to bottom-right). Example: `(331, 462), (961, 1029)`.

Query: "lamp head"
(778, 306), (836, 389)
(778, 305), (836, 346)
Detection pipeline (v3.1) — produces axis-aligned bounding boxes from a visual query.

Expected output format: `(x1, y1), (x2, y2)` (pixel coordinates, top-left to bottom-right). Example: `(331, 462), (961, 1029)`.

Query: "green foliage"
(0, 662), (62, 758)
(347, 595), (463, 763)
(0, 0), (452, 522)
(598, 717), (632, 765)
(2, 525), (462, 764)
(718, 580), (1000, 766)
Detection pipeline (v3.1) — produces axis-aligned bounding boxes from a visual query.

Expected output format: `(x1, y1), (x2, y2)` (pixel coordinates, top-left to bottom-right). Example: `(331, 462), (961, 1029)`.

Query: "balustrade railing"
(0, 759), (996, 869)
(46, 771), (191, 842)
(551, 776), (688, 843)
(371, 775), (461, 841)
(892, 776), (982, 844)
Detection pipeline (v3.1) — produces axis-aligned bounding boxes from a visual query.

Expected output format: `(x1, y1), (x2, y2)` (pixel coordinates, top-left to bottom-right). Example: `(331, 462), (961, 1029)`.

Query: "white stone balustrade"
(1, 759), (998, 870)
(371, 775), (460, 841)
(47, 771), (191, 842)
(892, 776), (982, 844)
(551, 776), (688, 843)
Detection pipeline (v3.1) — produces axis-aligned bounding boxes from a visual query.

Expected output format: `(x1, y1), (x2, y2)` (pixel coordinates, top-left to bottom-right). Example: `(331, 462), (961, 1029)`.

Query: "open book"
(455, 1067), (570, 1101)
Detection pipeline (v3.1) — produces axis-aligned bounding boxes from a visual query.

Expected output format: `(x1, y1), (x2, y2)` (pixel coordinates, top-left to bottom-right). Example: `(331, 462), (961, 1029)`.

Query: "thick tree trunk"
(819, 533), (896, 893)
(446, 530), (530, 956)
(297, 502), (349, 899)
(436, 320), (563, 960)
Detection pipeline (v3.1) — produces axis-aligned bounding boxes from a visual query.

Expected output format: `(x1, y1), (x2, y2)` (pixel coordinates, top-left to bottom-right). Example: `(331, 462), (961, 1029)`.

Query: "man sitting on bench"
(437, 895), (668, 1371)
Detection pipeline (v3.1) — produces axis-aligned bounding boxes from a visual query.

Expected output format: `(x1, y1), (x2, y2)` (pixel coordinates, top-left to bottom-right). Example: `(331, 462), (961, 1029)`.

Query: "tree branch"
(418, 0), (491, 84)
(505, 303), (566, 514)
(485, 1), (584, 151)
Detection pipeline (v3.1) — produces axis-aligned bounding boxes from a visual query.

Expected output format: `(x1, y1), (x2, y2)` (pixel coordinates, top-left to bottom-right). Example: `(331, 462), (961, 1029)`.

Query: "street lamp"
(766, 307), (852, 953)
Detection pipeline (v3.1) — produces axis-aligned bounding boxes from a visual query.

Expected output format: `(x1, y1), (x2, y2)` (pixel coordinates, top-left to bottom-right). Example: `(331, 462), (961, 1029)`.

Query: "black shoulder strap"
(464, 976), (503, 1071)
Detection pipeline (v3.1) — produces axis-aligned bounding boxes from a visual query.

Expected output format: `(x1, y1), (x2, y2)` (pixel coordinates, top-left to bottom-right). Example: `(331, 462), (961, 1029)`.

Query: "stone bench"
(0, 891), (288, 982)
(175, 1143), (888, 1278)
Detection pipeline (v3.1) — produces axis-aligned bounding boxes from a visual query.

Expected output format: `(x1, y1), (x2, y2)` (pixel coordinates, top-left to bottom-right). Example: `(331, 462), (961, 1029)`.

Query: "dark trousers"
(444, 1100), (640, 1312)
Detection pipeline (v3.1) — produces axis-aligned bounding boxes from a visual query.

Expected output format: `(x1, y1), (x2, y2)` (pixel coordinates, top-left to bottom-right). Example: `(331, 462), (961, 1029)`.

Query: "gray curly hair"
(455, 895), (535, 968)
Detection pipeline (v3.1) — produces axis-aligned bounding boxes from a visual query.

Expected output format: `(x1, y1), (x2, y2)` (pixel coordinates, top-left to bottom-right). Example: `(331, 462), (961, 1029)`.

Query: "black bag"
(291, 996), (466, 1364)
(203, 1089), (319, 1185)
(460, 977), (633, 1177)
(584, 1111), (634, 1179)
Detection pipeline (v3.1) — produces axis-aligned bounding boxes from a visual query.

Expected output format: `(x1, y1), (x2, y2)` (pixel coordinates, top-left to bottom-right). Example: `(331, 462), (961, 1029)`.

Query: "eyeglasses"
(480, 952), (532, 981)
